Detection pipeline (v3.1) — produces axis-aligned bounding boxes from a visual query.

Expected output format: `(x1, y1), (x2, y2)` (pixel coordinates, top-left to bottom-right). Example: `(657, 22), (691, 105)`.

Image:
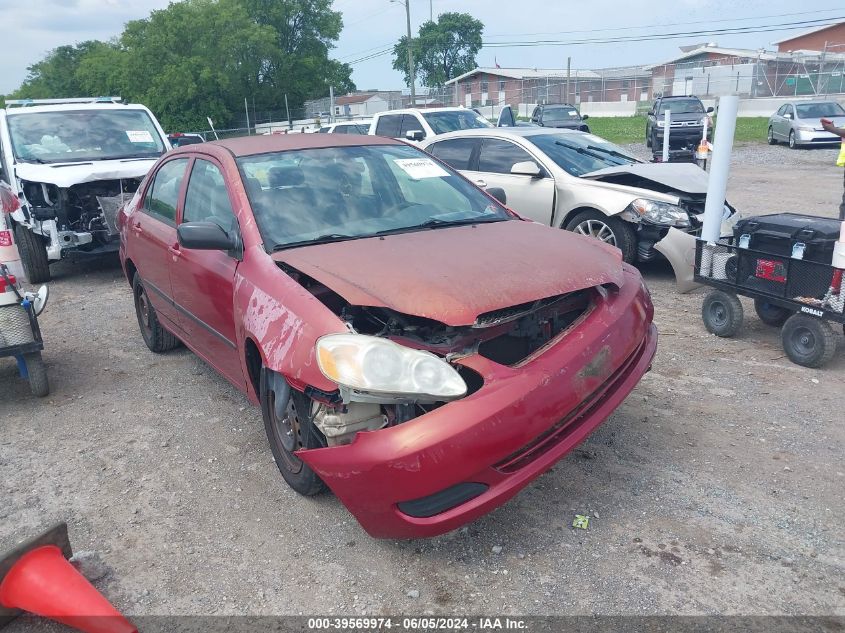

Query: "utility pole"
(566, 57), (571, 104)
(429, 0), (432, 21)
(404, 0), (416, 106)
(244, 97), (251, 134)
(284, 94), (291, 128)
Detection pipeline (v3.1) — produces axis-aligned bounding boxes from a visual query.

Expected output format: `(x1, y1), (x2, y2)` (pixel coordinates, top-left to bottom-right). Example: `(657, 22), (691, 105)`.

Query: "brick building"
(774, 22), (845, 53)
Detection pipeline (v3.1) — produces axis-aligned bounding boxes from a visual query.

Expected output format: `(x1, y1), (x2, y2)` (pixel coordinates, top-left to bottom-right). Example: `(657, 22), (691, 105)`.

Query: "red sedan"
(118, 134), (657, 539)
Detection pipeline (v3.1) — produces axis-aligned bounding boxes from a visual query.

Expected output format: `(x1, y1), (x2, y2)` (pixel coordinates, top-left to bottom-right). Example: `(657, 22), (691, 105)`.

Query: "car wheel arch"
(244, 336), (263, 398)
(123, 258), (138, 289)
(559, 205), (616, 229)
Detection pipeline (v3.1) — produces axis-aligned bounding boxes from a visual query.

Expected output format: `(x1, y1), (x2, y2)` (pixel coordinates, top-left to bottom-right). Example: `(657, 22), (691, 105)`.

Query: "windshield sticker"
(393, 158), (450, 179)
(126, 130), (154, 143)
(569, 111), (578, 116)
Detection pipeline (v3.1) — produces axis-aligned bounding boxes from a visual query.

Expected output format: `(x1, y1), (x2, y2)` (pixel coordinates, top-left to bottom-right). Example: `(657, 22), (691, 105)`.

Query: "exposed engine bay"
(21, 178), (139, 247)
(279, 262), (598, 446)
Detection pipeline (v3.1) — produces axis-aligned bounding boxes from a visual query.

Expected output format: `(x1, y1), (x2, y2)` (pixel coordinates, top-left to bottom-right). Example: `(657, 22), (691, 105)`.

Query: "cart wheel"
(754, 299), (791, 327)
(702, 290), (744, 337)
(781, 315), (838, 368)
(24, 352), (49, 397)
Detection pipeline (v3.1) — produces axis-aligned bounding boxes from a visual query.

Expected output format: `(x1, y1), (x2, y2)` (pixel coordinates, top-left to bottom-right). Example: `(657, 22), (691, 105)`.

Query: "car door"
(778, 105), (794, 139)
(171, 157), (243, 388)
(465, 137), (556, 224)
(131, 157), (190, 330)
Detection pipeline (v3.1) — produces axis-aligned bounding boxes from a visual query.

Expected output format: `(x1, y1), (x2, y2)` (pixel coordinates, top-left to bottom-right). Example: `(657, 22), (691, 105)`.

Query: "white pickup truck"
(0, 97), (171, 282)
(368, 107), (493, 143)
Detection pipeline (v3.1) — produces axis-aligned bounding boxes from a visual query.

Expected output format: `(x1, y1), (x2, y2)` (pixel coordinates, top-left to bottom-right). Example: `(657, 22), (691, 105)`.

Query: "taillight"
(0, 273), (17, 293)
(0, 230), (12, 247)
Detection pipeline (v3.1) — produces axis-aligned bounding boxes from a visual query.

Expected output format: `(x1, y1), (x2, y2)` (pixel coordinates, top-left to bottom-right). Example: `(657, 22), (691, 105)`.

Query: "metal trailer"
(0, 265), (48, 396)
(694, 240), (844, 368)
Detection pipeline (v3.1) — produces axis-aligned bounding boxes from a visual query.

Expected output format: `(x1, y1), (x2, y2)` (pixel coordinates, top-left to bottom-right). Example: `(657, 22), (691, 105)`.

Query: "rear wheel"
(565, 210), (637, 263)
(261, 369), (327, 496)
(14, 225), (51, 283)
(702, 290), (744, 337)
(781, 314), (838, 368)
(132, 272), (180, 353)
(754, 299), (791, 327)
(767, 126), (777, 145)
(24, 352), (49, 397)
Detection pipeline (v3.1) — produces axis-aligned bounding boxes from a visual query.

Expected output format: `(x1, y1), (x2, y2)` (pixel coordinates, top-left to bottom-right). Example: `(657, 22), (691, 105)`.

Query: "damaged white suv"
(0, 98), (170, 282)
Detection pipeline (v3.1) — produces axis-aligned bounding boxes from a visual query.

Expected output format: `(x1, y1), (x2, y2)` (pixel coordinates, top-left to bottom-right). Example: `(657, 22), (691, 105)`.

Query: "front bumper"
(300, 265), (657, 538)
(653, 127), (708, 146)
(794, 129), (841, 145)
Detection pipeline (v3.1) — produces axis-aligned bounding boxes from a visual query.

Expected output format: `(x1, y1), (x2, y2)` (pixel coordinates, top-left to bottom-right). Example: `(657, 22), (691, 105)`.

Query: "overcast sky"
(1, 0), (842, 95)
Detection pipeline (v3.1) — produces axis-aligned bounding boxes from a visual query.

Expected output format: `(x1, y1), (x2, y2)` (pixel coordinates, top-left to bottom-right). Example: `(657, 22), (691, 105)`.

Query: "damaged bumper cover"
(299, 265), (657, 539)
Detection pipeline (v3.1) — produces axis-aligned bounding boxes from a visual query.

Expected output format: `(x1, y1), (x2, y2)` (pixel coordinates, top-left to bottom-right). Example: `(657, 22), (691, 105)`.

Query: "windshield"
(7, 109), (166, 164)
(796, 102), (845, 119)
(543, 106), (580, 121)
(657, 99), (704, 114)
(530, 132), (640, 177)
(422, 110), (493, 135)
(238, 144), (511, 250)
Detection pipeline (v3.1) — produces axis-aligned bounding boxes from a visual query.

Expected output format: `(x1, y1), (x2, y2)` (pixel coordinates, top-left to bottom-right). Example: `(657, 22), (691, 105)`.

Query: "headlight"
(656, 121), (665, 128)
(316, 334), (467, 402)
(697, 118), (706, 126)
(630, 198), (690, 228)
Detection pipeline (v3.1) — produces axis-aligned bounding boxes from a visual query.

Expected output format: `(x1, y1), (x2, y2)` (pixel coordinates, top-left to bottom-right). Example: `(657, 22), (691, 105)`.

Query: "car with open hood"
(0, 97), (170, 282)
(422, 127), (738, 267)
(118, 133), (657, 539)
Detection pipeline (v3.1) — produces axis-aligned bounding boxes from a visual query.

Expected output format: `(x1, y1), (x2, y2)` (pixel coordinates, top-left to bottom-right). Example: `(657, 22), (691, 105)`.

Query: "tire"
(24, 352), (49, 397)
(646, 128), (652, 148)
(261, 368), (327, 496)
(754, 299), (791, 327)
(14, 225), (51, 283)
(788, 130), (798, 149)
(767, 126), (777, 145)
(132, 272), (180, 353)
(565, 209), (638, 263)
(781, 314), (838, 368)
(702, 290), (744, 337)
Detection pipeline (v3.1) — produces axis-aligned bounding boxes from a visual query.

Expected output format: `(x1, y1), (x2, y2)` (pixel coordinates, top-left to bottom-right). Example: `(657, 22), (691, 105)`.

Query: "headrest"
(268, 165), (305, 188)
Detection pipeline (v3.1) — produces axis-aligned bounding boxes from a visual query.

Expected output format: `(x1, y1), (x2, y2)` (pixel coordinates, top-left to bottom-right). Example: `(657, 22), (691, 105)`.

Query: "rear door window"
(144, 158), (189, 224)
(478, 138), (535, 174)
(427, 138), (479, 170)
(375, 115), (404, 138)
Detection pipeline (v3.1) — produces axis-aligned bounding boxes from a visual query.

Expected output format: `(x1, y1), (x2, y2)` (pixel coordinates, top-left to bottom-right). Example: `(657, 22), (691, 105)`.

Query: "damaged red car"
(118, 134), (657, 539)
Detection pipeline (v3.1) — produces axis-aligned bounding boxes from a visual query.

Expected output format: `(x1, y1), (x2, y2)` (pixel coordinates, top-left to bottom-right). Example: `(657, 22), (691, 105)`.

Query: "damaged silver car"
(0, 98), (170, 282)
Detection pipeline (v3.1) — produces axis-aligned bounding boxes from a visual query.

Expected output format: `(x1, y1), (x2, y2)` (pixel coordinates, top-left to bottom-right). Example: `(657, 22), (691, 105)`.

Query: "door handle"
(131, 221), (143, 234)
(168, 243), (181, 258)
(475, 179), (487, 188)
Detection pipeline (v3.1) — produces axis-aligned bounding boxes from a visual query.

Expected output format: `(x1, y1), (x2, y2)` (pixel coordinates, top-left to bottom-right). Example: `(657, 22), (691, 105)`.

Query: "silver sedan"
(767, 100), (845, 148)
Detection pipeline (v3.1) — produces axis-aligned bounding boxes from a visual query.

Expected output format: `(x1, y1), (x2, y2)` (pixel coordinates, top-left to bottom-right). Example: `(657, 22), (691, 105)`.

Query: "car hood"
(544, 121), (583, 128)
(580, 162), (709, 195)
(273, 220), (624, 327)
(14, 158), (158, 188)
(796, 115), (845, 127)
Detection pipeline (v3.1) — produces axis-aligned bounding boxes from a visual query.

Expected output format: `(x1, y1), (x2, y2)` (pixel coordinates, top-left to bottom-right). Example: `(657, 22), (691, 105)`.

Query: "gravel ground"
(1, 143), (844, 626)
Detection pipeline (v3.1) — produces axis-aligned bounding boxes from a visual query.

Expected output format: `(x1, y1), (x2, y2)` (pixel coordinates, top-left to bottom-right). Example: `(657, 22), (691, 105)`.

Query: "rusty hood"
(273, 220), (624, 326)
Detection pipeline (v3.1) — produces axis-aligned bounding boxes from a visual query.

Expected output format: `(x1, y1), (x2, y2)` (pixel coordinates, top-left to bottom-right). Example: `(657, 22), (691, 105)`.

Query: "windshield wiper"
(18, 157), (48, 164)
(404, 216), (507, 230)
(583, 144), (636, 162)
(555, 140), (633, 166)
(272, 233), (358, 251)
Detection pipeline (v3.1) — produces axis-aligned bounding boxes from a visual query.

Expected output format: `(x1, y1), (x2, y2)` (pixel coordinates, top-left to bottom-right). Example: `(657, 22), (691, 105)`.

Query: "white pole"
(329, 85), (335, 124)
(244, 97), (251, 135)
(701, 95), (739, 244)
(661, 108), (671, 162)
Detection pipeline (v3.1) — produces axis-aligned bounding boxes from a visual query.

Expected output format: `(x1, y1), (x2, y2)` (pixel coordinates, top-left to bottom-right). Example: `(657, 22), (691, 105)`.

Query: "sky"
(1, 0), (843, 95)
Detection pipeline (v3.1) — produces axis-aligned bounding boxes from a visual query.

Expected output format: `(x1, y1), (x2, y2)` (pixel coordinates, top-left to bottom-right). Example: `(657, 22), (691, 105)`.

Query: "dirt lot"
(2, 143), (844, 623)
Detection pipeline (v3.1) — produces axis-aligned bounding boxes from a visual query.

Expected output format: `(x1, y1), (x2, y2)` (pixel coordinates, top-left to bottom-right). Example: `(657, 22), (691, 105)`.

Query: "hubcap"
(574, 219), (617, 245)
(709, 301), (728, 327)
(791, 327), (816, 355)
(270, 392), (304, 473)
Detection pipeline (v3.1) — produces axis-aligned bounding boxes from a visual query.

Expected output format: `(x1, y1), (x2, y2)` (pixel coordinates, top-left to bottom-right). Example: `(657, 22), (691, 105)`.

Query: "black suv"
(530, 104), (590, 131)
(645, 95), (713, 152)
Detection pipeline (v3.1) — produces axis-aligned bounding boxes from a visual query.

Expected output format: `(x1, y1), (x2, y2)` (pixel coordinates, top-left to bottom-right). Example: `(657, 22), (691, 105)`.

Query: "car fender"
(653, 227), (700, 293)
(554, 183), (637, 228)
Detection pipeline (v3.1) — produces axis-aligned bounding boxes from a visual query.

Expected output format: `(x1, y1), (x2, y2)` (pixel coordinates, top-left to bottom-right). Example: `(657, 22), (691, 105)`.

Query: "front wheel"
(788, 130), (798, 149)
(14, 225), (51, 283)
(23, 352), (49, 397)
(781, 314), (838, 368)
(702, 290), (744, 337)
(565, 210), (637, 263)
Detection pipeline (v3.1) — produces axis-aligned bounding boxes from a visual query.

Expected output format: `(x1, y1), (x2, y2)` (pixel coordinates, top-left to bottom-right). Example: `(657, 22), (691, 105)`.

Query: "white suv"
(368, 107), (493, 143)
(0, 98), (170, 282)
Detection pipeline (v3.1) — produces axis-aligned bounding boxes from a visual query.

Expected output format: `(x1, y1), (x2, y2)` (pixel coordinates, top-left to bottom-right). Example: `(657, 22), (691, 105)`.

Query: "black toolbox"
(731, 213), (842, 295)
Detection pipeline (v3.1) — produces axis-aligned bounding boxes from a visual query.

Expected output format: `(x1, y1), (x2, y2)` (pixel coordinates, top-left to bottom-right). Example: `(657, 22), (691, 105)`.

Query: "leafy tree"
(393, 13), (483, 89)
(11, 41), (106, 99)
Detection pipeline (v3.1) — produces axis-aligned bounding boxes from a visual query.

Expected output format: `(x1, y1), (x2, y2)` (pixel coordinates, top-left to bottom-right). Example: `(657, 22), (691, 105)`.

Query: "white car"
(0, 97), (171, 282)
(369, 107), (493, 143)
(422, 127), (738, 266)
(317, 120), (372, 134)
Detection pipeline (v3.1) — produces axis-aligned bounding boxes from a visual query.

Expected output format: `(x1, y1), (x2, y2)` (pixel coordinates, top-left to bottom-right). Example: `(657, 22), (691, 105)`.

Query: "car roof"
(4, 103), (153, 115)
(423, 127), (585, 142)
(377, 107), (470, 116)
(180, 132), (402, 158)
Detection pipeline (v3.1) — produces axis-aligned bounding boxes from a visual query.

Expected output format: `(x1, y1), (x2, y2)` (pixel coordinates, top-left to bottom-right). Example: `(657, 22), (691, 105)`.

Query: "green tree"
(11, 41), (106, 99)
(393, 13), (483, 89)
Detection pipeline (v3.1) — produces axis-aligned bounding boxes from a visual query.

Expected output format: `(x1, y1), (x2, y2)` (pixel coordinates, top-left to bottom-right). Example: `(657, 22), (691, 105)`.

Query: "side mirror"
(405, 129), (425, 141)
(486, 187), (507, 206)
(581, 114), (589, 121)
(178, 221), (237, 251)
(510, 161), (543, 178)
(784, 113), (792, 119)
(706, 106), (714, 113)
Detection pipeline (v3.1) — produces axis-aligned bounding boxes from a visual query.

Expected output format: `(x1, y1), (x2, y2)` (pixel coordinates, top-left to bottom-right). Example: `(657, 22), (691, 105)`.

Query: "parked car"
(645, 95), (713, 152)
(767, 100), (845, 148)
(167, 132), (205, 147)
(530, 104), (589, 131)
(369, 107), (493, 143)
(0, 97), (171, 282)
(423, 127), (737, 264)
(118, 133), (657, 539)
(317, 120), (372, 134)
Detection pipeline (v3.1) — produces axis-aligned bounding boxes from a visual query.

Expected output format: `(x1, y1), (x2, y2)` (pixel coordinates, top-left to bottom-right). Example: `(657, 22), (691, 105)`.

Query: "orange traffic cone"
(0, 544), (136, 633)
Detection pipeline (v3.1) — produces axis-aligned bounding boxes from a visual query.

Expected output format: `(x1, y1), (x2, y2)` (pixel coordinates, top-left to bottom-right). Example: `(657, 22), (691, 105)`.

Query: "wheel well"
(124, 258), (137, 288)
(244, 338), (262, 398)
(560, 206), (604, 229)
